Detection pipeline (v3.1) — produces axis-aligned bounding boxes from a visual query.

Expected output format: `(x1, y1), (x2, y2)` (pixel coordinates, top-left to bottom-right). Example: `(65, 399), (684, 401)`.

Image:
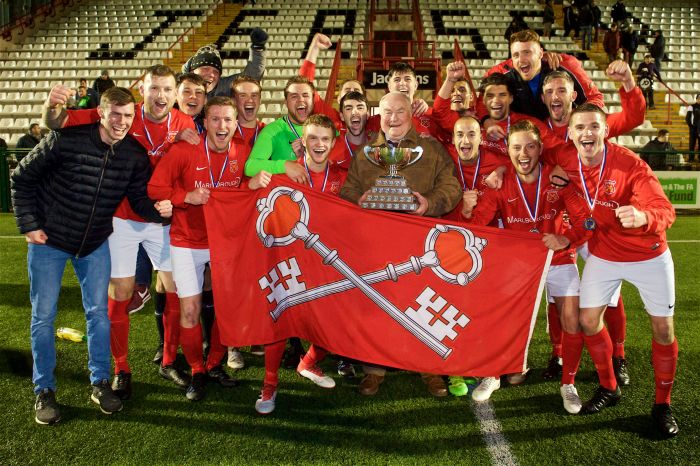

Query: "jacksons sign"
(363, 69), (438, 89)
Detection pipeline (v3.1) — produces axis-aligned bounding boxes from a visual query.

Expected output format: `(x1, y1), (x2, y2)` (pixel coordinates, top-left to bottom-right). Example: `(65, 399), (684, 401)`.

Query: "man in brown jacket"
(340, 91), (461, 397)
(341, 92), (461, 217)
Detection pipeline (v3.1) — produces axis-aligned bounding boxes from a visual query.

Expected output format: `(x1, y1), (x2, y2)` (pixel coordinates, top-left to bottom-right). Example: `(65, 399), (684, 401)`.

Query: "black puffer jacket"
(11, 123), (163, 257)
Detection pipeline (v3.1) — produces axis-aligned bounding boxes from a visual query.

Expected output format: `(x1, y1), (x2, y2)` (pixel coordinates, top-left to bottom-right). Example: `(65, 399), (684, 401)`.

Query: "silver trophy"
(362, 145), (423, 211)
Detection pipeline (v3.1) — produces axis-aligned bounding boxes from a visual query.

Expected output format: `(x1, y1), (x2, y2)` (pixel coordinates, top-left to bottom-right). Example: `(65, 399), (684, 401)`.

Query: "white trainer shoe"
(255, 384), (277, 414)
(298, 364), (336, 388)
(560, 384), (582, 414)
(227, 348), (245, 370)
(506, 367), (530, 385)
(472, 377), (501, 402)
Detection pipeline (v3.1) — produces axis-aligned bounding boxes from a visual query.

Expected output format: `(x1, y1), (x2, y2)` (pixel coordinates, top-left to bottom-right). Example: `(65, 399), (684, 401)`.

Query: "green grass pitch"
(0, 213), (698, 465)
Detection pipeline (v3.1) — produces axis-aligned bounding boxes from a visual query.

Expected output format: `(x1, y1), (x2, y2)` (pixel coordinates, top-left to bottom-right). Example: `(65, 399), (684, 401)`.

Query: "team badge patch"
(167, 131), (178, 143)
(330, 181), (340, 194)
(604, 179), (616, 195)
(230, 159), (239, 173)
(546, 189), (560, 203)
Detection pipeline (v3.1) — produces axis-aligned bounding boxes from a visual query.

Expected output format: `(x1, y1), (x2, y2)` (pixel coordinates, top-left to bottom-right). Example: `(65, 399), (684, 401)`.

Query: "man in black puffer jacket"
(11, 87), (172, 425)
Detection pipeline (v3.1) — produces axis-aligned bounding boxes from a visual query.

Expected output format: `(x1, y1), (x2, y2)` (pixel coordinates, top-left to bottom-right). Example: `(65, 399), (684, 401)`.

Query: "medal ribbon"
(547, 118), (568, 142)
(237, 122), (259, 145)
(303, 156), (329, 192)
(577, 144), (608, 214)
(344, 135), (355, 159)
(204, 138), (231, 188)
(141, 105), (172, 156)
(515, 162), (543, 226)
(457, 151), (481, 192)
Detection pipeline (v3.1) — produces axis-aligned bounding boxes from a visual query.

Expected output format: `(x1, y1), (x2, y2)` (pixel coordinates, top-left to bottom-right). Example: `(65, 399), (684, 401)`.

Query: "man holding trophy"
(340, 91), (461, 397)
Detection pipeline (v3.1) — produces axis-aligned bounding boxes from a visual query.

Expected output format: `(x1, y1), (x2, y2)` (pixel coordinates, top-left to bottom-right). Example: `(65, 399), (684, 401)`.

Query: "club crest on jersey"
(604, 179), (616, 195)
(419, 117), (431, 129)
(546, 189), (560, 203)
(166, 131), (178, 143)
(229, 159), (239, 173)
(330, 181), (340, 194)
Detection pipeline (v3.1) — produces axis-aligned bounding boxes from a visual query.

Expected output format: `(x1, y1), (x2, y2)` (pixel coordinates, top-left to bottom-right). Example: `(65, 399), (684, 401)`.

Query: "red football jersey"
(442, 147), (504, 223)
(232, 121), (265, 171)
(148, 138), (245, 248)
(329, 128), (363, 170)
(297, 157), (347, 196)
(465, 163), (590, 265)
(550, 142), (675, 262)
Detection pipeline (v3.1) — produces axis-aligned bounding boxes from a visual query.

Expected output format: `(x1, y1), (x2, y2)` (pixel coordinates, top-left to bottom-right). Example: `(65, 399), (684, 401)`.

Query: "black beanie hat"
(183, 45), (223, 74)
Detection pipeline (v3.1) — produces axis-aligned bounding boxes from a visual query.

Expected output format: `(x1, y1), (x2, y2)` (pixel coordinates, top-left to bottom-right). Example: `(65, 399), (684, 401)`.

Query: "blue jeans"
(28, 241), (112, 393)
(581, 25), (593, 50)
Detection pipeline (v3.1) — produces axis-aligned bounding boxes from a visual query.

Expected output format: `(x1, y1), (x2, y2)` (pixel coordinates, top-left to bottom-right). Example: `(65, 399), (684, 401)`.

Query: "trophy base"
(361, 176), (417, 212)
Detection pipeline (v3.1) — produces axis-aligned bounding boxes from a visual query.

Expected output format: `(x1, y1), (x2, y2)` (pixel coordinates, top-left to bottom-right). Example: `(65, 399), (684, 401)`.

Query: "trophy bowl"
(361, 145), (424, 211)
(364, 145), (423, 177)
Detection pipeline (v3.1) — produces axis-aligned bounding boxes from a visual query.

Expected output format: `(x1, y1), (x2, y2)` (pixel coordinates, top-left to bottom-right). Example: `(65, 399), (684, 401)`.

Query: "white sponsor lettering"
(194, 178), (241, 189)
(506, 209), (557, 225)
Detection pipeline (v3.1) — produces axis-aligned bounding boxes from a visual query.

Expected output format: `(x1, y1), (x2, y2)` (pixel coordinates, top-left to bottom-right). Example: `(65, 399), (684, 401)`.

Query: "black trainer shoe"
(282, 345), (305, 369)
(207, 365), (239, 388)
(337, 359), (356, 378)
(580, 385), (621, 414)
(652, 403), (679, 437)
(186, 373), (206, 401)
(152, 346), (163, 365)
(34, 388), (61, 425)
(91, 380), (123, 414)
(111, 371), (132, 400)
(612, 356), (630, 386)
(159, 364), (190, 389)
(541, 356), (562, 380)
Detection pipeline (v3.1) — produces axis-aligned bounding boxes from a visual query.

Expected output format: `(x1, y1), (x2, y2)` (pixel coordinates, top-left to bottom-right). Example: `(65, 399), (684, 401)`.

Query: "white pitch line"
(471, 400), (519, 466)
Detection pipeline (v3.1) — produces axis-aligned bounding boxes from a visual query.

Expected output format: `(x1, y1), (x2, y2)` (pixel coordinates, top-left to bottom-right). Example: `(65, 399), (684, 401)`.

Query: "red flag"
(205, 178), (552, 376)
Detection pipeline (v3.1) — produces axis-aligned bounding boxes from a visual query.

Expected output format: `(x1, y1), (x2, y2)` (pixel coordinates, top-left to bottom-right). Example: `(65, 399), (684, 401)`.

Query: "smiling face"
(542, 77), (577, 126)
(483, 84), (513, 121)
(508, 130), (542, 178)
(511, 40), (544, 81)
(387, 71), (418, 101)
(98, 102), (135, 145)
(233, 81), (261, 127)
(177, 79), (206, 117)
(453, 117), (481, 163)
(285, 83), (314, 124)
(193, 65), (221, 93)
(140, 73), (177, 122)
(302, 123), (336, 171)
(450, 80), (472, 112)
(338, 80), (364, 103)
(568, 111), (608, 166)
(340, 98), (368, 137)
(379, 93), (412, 142)
(204, 104), (237, 152)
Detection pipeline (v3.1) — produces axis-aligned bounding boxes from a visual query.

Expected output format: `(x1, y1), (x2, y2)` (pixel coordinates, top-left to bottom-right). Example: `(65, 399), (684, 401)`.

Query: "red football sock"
(652, 338), (678, 405)
(561, 331), (584, 385)
(547, 303), (563, 358)
(161, 292), (180, 367)
(299, 345), (329, 370)
(108, 297), (130, 373)
(180, 324), (205, 374)
(205, 320), (227, 371)
(583, 327), (617, 391)
(604, 297), (626, 358)
(263, 340), (286, 387)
